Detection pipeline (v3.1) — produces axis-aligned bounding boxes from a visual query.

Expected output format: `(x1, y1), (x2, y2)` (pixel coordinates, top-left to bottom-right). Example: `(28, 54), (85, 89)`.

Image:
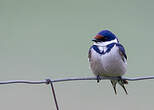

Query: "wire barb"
(45, 78), (51, 85)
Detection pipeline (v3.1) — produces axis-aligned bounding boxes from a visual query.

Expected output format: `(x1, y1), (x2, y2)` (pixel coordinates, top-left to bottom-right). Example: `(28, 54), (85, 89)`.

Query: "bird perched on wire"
(88, 30), (128, 94)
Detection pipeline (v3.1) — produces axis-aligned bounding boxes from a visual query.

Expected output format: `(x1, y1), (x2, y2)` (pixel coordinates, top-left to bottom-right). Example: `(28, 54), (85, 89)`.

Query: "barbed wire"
(1, 76), (154, 110)
(1, 76), (154, 85)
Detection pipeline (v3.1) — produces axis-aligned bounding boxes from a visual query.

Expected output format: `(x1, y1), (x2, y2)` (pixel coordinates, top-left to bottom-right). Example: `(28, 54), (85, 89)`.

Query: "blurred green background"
(0, 0), (154, 110)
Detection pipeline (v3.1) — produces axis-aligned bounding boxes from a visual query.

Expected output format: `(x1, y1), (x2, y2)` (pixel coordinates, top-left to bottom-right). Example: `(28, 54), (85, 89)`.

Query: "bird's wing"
(88, 47), (92, 62)
(116, 43), (127, 61)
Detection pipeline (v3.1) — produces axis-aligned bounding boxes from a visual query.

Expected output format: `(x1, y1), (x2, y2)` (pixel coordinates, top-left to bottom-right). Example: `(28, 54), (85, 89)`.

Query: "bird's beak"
(92, 34), (104, 42)
(92, 38), (98, 42)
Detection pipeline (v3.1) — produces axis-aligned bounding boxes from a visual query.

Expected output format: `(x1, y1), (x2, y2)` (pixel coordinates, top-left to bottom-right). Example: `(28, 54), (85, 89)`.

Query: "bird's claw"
(97, 75), (101, 83)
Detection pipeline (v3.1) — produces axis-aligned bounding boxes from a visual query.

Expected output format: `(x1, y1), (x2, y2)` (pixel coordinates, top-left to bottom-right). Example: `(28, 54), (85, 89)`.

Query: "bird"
(88, 30), (128, 94)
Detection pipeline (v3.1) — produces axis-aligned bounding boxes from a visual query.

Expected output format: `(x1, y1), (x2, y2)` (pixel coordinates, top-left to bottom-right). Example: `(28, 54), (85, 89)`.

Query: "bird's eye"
(104, 37), (108, 40)
(102, 37), (108, 41)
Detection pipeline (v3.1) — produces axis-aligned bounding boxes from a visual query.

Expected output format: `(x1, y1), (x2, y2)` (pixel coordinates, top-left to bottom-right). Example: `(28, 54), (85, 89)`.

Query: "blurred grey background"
(0, 0), (154, 110)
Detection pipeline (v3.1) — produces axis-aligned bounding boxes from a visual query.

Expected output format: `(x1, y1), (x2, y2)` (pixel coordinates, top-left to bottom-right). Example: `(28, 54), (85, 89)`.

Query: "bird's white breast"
(89, 45), (127, 77)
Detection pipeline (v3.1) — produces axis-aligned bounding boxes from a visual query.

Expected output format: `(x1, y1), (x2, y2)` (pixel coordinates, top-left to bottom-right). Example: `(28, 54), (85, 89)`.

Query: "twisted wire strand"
(0, 76), (154, 84)
(1, 76), (154, 110)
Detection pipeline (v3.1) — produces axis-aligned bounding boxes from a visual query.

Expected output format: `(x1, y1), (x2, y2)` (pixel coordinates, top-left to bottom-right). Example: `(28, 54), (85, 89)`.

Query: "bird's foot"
(97, 75), (101, 83)
(119, 78), (128, 84)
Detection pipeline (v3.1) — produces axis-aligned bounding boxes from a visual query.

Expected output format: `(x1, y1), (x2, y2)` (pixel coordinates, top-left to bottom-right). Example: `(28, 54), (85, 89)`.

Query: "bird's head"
(92, 30), (119, 45)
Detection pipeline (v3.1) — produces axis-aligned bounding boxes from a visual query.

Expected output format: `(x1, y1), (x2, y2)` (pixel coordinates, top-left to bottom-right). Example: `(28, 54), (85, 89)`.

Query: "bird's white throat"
(94, 39), (118, 47)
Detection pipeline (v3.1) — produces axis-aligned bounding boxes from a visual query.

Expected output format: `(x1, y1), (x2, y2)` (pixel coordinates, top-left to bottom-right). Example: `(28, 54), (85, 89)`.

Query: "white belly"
(90, 46), (127, 77)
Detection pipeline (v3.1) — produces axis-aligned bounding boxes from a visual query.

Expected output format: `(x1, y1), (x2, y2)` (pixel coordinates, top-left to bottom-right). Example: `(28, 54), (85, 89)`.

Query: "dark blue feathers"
(90, 43), (127, 60)
(116, 43), (127, 60)
(98, 30), (118, 42)
(91, 43), (116, 55)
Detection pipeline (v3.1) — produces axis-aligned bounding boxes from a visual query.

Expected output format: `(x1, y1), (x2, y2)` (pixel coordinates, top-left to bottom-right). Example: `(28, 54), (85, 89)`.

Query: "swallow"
(88, 30), (128, 94)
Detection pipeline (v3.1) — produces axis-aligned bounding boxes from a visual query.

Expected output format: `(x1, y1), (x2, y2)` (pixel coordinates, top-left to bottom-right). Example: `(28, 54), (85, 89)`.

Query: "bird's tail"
(111, 80), (118, 95)
(118, 78), (128, 95)
(111, 77), (128, 95)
